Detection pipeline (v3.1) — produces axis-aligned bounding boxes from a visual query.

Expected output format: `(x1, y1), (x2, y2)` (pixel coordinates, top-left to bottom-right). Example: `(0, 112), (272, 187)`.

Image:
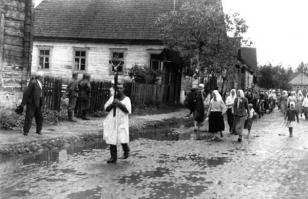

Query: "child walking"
(285, 102), (299, 137)
(245, 104), (256, 138)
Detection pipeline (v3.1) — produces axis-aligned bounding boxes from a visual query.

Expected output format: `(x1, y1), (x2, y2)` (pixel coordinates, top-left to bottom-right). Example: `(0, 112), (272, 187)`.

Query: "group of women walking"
(279, 90), (308, 120)
(185, 84), (252, 142)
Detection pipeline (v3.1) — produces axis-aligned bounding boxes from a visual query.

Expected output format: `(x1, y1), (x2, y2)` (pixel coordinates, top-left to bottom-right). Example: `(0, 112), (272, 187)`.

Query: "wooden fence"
(42, 77), (163, 114)
(130, 83), (163, 106)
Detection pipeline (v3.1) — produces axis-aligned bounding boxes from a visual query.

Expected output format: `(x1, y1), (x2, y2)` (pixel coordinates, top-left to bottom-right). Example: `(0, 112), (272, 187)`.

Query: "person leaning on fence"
(66, 72), (79, 122)
(16, 71), (44, 136)
(103, 83), (132, 164)
(78, 73), (91, 120)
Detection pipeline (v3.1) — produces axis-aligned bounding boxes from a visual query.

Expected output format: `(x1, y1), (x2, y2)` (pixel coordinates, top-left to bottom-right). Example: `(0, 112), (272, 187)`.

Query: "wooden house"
(32, 0), (225, 104)
(289, 73), (308, 94)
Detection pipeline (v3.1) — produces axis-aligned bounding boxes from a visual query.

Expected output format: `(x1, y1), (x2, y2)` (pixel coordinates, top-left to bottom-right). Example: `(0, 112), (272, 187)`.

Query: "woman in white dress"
(225, 89), (237, 133)
(103, 84), (131, 164)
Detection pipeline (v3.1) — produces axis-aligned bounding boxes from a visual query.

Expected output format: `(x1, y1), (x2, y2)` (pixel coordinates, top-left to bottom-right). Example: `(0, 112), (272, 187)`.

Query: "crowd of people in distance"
(184, 85), (306, 141)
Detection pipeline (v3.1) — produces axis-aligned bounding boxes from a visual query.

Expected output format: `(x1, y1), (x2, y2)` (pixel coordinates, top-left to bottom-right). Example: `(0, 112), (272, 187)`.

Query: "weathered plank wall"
(0, 0), (33, 88)
(0, 0), (33, 109)
(32, 41), (164, 81)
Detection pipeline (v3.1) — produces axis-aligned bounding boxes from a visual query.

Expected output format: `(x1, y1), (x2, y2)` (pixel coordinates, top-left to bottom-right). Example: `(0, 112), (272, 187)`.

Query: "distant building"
(32, 0), (224, 104)
(289, 72), (308, 93)
(226, 47), (257, 91)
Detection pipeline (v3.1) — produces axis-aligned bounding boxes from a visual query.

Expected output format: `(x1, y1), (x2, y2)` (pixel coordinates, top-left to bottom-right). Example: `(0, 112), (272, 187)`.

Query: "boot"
(81, 110), (90, 120)
(122, 144), (130, 159)
(68, 111), (77, 122)
(220, 131), (224, 138)
(107, 145), (117, 163)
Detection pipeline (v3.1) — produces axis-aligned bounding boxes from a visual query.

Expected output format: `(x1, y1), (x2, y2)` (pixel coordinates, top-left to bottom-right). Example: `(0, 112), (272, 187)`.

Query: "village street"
(1, 109), (308, 199)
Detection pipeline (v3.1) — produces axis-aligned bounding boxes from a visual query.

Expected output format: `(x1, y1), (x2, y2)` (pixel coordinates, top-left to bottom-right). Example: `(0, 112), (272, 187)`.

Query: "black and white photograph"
(1, 0), (308, 198)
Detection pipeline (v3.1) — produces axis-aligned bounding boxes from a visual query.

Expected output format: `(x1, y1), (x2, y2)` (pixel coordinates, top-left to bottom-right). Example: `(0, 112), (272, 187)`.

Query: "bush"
(0, 109), (24, 130)
(128, 65), (161, 84)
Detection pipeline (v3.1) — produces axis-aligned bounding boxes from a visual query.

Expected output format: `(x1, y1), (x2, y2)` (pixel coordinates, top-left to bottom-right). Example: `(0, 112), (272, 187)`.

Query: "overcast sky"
(35, 0), (308, 68)
(222, 0), (308, 68)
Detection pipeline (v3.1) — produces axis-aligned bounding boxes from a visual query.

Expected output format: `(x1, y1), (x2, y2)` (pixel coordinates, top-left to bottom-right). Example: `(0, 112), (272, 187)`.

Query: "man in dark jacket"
(19, 71), (44, 136)
(66, 72), (79, 122)
(78, 73), (91, 120)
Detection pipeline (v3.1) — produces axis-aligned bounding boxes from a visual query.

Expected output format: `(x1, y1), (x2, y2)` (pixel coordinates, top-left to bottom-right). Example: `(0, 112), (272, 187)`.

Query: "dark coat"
(21, 79), (43, 108)
(78, 79), (91, 100)
(233, 97), (249, 117)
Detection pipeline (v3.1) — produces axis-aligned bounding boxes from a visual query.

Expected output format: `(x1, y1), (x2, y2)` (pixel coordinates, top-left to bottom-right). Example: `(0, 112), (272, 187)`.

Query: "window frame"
(109, 48), (127, 75)
(149, 53), (162, 72)
(37, 46), (52, 70)
(73, 48), (88, 72)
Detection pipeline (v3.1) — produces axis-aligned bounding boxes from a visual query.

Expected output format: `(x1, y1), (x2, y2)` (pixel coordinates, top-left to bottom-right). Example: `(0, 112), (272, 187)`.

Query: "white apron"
(103, 96), (131, 145)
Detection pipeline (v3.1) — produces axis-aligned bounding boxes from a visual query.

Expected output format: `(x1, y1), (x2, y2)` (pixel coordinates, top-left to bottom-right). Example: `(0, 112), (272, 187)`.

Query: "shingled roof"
(34, 0), (181, 41)
(289, 73), (308, 85)
(34, 0), (221, 42)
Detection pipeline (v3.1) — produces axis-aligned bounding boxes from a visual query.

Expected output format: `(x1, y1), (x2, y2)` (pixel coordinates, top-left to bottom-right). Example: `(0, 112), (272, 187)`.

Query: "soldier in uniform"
(66, 72), (79, 122)
(78, 73), (91, 120)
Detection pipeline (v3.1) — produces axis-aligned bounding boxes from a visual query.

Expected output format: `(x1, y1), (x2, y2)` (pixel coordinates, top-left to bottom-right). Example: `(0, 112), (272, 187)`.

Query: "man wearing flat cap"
(103, 82), (131, 164)
(18, 71), (44, 136)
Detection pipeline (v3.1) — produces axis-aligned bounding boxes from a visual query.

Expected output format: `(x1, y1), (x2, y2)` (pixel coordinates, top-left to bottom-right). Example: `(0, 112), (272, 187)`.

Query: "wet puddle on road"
(0, 124), (235, 199)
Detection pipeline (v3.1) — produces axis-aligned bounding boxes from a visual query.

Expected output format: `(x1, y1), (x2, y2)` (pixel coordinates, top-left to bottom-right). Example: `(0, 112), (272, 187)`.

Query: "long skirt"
(234, 115), (246, 136)
(244, 118), (253, 130)
(209, 111), (225, 133)
(304, 107), (308, 120)
(226, 108), (234, 132)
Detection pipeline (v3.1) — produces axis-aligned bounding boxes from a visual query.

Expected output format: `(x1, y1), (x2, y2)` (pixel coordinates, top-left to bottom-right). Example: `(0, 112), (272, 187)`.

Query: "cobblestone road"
(1, 109), (308, 199)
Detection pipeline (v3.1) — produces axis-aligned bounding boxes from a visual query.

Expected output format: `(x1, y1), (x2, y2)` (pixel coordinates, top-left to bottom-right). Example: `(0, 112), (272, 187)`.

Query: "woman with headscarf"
(233, 89), (250, 142)
(225, 89), (237, 133)
(302, 93), (308, 120)
(208, 90), (227, 140)
(280, 90), (288, 115)
(297, 90), (304, 117)
(287, 91), (297, 108)
(185, 84), (205, 138)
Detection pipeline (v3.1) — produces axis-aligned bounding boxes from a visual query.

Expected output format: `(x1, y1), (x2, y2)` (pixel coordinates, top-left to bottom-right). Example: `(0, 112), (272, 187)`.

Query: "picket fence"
(42, 77), (163, 114)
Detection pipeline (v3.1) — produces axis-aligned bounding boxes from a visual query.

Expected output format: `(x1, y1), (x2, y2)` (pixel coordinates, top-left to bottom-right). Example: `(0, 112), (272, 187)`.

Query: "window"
(39, 49), (50, 69)
(110, 50), (125, 74)
(74, 50), (86, 71)
(150, 54), (161, 72)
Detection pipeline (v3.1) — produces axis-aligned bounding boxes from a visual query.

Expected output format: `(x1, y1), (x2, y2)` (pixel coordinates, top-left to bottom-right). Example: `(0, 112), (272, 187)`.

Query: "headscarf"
(298, 90), (303, 97)
(225, 89), (237, 106)
(290, 101), (296, 110)
(230, 89), (237, 99)
(282, 90), (287, 96)
(211, 90), (223, 102)
(237, 89), (245, 98)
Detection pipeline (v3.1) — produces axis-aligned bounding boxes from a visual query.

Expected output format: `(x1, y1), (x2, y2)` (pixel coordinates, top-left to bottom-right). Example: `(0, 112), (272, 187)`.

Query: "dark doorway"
(162, 62), (182, 104)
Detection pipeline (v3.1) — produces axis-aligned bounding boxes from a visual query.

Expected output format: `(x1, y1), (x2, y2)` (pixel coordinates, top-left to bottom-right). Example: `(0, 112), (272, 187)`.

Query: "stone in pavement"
(1, 109), (308, 199)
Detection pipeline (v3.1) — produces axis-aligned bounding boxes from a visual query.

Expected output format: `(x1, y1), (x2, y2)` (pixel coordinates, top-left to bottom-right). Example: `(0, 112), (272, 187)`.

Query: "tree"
(296, 62), (308, 74)
(257, 64), (293, 90)
(155, 0), (251, 82)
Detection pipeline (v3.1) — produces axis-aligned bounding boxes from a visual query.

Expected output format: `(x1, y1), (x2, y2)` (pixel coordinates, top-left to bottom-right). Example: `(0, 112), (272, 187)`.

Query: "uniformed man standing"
(66, 72), (79, 122)
(79, 73), (91, 120)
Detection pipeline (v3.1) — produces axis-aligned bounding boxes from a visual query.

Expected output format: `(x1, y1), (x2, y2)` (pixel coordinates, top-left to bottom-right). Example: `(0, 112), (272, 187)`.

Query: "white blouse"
(209, 100), (227, 114)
